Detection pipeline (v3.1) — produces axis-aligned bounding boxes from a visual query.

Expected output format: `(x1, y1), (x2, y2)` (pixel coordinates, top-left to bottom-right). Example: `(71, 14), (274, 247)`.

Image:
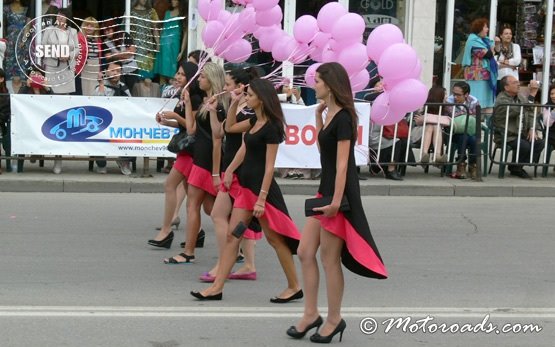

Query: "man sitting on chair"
(492, 76), (543, 179)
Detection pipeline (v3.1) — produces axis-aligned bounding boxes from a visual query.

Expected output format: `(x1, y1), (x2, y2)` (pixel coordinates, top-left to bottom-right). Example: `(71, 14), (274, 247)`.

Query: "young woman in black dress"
(164, 62), (228, 264)
(191, 78), (302, 301)
(199, 67), (262, 282)
(148, 61), (202, 249)
(286, 63), (388, 343)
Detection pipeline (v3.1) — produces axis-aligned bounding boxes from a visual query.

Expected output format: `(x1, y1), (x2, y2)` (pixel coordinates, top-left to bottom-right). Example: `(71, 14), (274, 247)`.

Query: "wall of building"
(409, 0), (436, 88)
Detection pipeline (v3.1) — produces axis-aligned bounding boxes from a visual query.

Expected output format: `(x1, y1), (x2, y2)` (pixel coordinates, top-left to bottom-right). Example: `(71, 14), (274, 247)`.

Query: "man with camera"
(492, 76), (543, 179)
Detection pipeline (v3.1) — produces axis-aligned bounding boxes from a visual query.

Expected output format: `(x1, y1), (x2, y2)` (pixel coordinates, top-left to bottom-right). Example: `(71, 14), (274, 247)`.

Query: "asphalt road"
(0, 193), (553, 346)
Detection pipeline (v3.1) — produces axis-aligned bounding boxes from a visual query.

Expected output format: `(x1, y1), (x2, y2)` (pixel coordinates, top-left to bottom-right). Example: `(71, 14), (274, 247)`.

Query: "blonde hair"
(199, 62), (229, 119)
(81, 17), (100, 37)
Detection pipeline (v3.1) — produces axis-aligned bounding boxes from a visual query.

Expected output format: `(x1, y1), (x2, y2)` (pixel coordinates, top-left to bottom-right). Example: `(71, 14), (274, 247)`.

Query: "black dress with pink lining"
(233, 117), (300, 253)
(315, 109), (387, 279)
(187, 107), (225, 196)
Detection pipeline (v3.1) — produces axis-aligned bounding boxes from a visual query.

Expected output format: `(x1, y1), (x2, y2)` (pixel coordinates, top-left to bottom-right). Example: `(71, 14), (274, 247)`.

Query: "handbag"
(167, 131), (196, 154)
(383, 119), (409, 139)
(305, 196), (350, 217)
(452, 115), (476, 136)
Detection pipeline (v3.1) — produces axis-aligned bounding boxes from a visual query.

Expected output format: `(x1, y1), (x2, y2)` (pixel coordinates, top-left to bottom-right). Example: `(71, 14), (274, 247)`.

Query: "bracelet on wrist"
(255, 203), (265, 207)
(260, 189), (268, 194)
(212, 173), (219, 177)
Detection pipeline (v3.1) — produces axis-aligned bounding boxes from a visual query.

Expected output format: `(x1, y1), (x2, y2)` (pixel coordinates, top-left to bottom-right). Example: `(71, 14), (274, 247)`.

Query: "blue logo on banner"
(41, 107), (113, 141)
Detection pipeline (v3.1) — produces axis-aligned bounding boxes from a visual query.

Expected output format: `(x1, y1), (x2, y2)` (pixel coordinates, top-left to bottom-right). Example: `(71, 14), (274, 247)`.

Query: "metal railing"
(369, 102), (484, 180)
(489, 102), (555, 178)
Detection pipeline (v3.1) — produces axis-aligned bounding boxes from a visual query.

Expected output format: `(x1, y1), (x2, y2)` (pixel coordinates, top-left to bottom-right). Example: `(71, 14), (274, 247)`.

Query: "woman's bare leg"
(153, 168), (184, 241)
(292, 217), (321, 331)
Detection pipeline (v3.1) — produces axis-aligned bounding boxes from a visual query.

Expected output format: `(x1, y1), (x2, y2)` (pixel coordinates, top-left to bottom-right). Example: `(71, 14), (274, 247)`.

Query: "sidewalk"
(1, 159), (555, 197)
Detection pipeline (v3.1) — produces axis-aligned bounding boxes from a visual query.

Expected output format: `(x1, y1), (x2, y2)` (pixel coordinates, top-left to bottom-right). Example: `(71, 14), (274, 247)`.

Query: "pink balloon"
(378, 43), (418, 80)
(290, 43), (311, 64)
(329, 37), (362, 52)
(255, 5), (283, 27)
(294, 15), (318, 44)
(338, 43), (369, 75)
(371, 92), (390, 122)
(317, 2), (348, 33)
(389, 78), (428, 113)
(252, 0), (279, 11)
(309, 46), (323, 62)
(258, 28), (285, 52)
(350, 69), (370, 93)
(382, 59), (422, 90)
(232, 0), (246, 4)
(198, 0), (220, 21)
(311, 31), (331, 49)
(239, 7), (257, 33)
(202, 20), (225, 48)
(321, 43), (337, 63)
(221, 13), (243, 41)
(366, 24), (404, 62)
(331, 13), (365, 43)
(305, 63), (322, 88)
(225, 39), (252, 63)
(214, 39), (233, 56)
(253, 25), (279, 39)
(217, 9), (231, 24)
(272, 37), (297, 62)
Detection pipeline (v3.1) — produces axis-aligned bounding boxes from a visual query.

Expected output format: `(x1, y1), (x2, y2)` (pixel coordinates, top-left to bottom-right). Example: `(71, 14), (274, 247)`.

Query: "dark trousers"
(372, 138), (415, 172)
(452, 134), (477, 165)
(506, 137), (545, 172)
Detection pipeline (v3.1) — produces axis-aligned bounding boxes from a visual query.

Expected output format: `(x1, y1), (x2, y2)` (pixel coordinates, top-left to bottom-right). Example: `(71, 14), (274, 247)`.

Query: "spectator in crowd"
(101, 19), (139, 92)
(462, 18), (497, 112)
(130, 0), (159, 79)
(543, 85), (555, 151)
(277, 78), (312, 180)
(445, 81), (480, 179)
(0, 68), (10, 174)
(153, 0), (188, 86)
(4, 0), (29, 81)
(493, 76), (543, 179)
(94, 61), (133, 175)
(494, 24), (521, 93)
(369, 118), (414, 181)
(415, 85), (448, 166)
(80, 17), (102, 96)
(187, 49), (211, 65)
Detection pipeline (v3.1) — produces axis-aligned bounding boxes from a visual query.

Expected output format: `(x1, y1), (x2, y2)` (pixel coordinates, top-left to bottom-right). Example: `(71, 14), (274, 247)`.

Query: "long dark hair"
(316, 62), (358, 141)
(426, 85), (446, 114)
(171, 0), (188, 17)
(0, 69), (8, 94)
(228, 67), (259, 89)
(547, 85), (555, 106)
(249, 78), (286, 141)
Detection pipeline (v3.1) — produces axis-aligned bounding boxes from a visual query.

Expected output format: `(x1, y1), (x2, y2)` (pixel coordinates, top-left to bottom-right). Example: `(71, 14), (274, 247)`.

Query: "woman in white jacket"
(494, 24), (521, 91)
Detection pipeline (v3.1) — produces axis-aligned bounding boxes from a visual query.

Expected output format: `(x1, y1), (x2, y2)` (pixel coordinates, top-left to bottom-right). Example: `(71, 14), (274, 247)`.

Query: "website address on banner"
(118, 145), (169, 152)
(359, 314), (542, 335)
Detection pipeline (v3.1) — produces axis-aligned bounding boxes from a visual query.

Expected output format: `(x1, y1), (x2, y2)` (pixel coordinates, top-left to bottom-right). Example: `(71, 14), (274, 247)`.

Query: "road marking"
(0, 307), (554, 318)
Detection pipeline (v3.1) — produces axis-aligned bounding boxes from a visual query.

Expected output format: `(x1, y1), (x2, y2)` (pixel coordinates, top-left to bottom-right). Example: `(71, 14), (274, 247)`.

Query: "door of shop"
(439, 0), (496, 90)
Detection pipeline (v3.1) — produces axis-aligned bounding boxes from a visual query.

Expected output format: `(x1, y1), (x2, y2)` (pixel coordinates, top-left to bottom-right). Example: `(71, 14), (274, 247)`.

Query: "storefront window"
(349, 0), (406, 39)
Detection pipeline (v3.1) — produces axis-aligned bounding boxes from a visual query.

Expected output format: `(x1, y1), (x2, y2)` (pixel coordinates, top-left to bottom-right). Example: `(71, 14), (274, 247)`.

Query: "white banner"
(11, 95), (370, 168)
(11, 94), (179, 157)
(277, 103), (370, 168)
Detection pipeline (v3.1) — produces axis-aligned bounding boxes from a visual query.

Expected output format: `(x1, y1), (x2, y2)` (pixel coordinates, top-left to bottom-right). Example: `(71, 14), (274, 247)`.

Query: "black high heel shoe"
(155, 217), (180, 231)
(147, 231), (174, 249)
(310, 319), (346, 343)
(286, 316), (323, 339)
(180, 229), (205, 248)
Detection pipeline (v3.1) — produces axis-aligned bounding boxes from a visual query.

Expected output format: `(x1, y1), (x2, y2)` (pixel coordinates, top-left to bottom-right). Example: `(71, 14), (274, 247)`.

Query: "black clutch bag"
(304, 196), (350, 217)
